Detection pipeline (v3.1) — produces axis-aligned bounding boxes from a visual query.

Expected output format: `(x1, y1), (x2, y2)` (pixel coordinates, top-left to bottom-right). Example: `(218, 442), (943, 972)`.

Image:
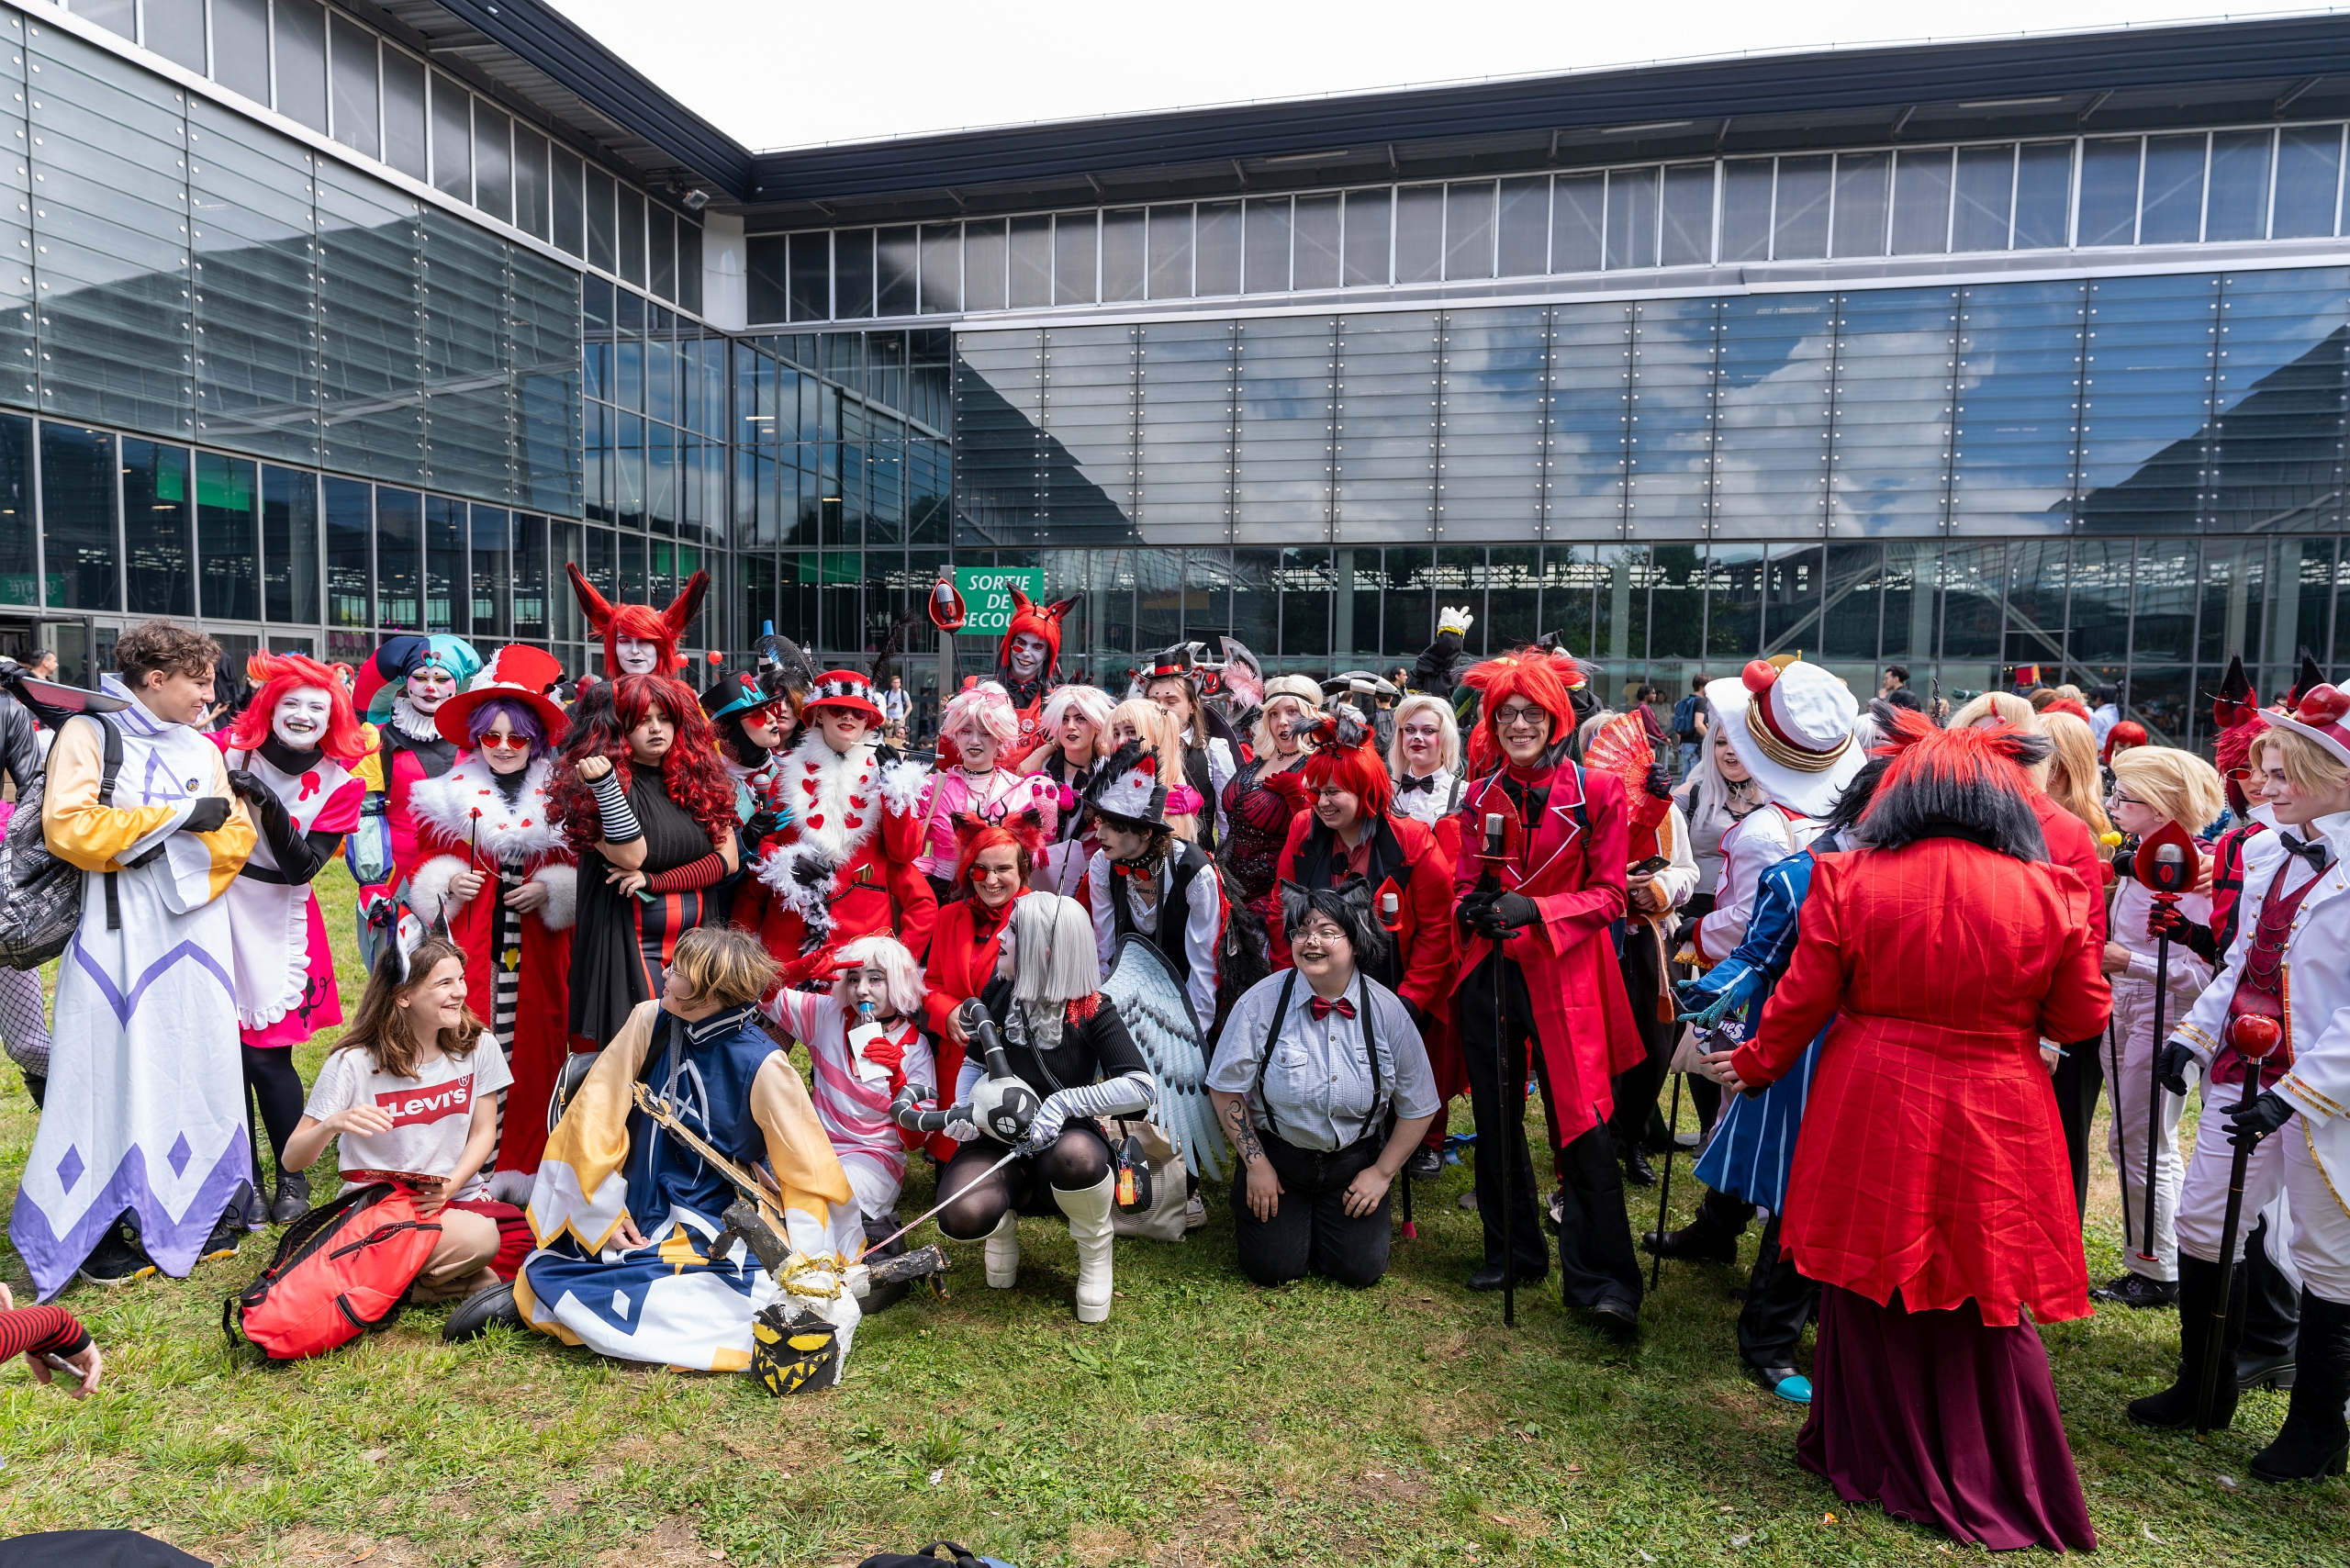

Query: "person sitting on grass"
(1208, 881), (1439, 1291)
(279, 934), (517, 1306)
(0, 1281), (103, 1399)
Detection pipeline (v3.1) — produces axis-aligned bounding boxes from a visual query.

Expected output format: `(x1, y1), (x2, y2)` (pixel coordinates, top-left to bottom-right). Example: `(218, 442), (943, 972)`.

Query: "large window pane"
(375, 487), (421, 630)
(1496, 178), (1548, 277)
(210, 0), (272, 106)
(2068, 537), (2132, 666)
(1720, 159), (1773, 263)
(329, 17), (379, 161)
(1626, 298), (1717, 533)
(617, 188), (646, 287)
(2207, 130), (2274, 242)
(263, 465), (319, 624)
(2078, 138), (2143, 247)
(1055, 211), (1098, 306)
(1439, 307), (1546, 543)
(1891, 148), (1953, 254)
(1606, 167), (1659, 270)
(1038, 323), (1135, 542)
(1953, 280), (2085, 534)
(878, 225), (917, 315)
(1244, 197), (1291, 294)
(552, 149), (585, 258)
(1193, 201), (1240, 297)
(1334, 313), (1436, 543)
(2274, 126), (2344, 240)
(1394, 185), (1443, 285)
(1009, 215), (1052, 309)
(1773, 156), (1831, 261)
(586, 167), (617, 273)
(513, 130), (550, 241)
(1237, 316), (1334, 542)
(2140, 134), (2208, 245)
(1822, 543), (1884, 660)
(1147, 206), (1193, 299)
(39, 423), (118, 611)
(470, 505), (510, 636)
(0, 414), (30, 607)
(834, 229), (875, 319)
(1715, 295), (1832, 536)
(424, 494), (464, 634)
(2075, 273), (2218, 534)
(381, 50), (427, 182)
(420, 208), (512, 502)
(1831, 287), (1957, 537)
(1831, 152), (1889, 258)
(1551, 174), (1602, 274)
(1138, 320), (1233, 544)
(789, 231), (830, 322)
(474, 108), (512, 227)
(1445, 183), (1494, 281)
(430, 74), (471, 202)
(2012, 141), (2074, 251)
(1659, 164), (1713, 267)
(1101, 209), (1145, 303)
(1547, 302), (1631, 538)
(1344, 187), (1392, 286)
(273, 0), (328, 133)
(143, 0), (206, 71)
(649, 207), (676, 302)
(196, 452), (260, 622)
(2205, 266), (2350, 539)
(323, 476), (370, 628)
(1951, 145), (2014, 252)
(123, 439), (193, 618)
(189, 101), (319, 466)
(317, 161), (422, 482)
(966, 218), (1009, 312)
(513, 512), (547, 637)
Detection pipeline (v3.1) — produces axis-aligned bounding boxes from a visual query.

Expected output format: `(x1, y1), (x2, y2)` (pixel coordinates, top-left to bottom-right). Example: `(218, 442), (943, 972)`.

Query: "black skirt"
(567, 765), (722, 1047)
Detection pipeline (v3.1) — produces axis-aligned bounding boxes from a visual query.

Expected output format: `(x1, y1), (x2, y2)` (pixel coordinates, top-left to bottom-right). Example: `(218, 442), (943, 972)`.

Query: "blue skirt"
(1692, 1028), (1825, 1215)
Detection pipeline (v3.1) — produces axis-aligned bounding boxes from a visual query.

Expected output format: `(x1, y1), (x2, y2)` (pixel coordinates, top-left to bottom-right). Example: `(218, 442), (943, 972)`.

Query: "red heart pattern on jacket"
(845, 816), (863, 831)
(807, 814), (825, 830)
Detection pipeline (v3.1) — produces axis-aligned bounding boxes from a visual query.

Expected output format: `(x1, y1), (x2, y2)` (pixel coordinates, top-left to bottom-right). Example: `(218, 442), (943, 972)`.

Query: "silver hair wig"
(1386, 692), (1460, 778)
(1011, 892), (1100, 1006)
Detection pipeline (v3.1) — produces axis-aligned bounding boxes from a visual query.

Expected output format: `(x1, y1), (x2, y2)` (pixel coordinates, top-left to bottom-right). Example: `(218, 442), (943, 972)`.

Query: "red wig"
(566, 563), (710, 676)
(1301, 710), (1395, 819)
(227, 651), (369, 766)
(551, 673), (737, 854)
(2214, 712), (2263, 813)
(2101, 720), (2149, 766)
(950, 808), (1048, 895)
(996, 588), (1079, 684)
(1460, 646), (1583, 776)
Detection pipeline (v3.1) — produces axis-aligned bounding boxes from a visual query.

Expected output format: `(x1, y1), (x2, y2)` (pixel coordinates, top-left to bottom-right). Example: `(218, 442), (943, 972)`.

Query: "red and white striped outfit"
(762, 988), (934, 1221)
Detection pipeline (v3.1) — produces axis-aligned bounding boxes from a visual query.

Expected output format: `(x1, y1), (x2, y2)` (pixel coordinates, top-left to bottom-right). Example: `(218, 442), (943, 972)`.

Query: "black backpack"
(0, 712), (120, 970)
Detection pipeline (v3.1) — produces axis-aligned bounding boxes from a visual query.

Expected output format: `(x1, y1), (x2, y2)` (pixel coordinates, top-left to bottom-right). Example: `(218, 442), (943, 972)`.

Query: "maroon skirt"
(1798, 1285), (2096, 1552)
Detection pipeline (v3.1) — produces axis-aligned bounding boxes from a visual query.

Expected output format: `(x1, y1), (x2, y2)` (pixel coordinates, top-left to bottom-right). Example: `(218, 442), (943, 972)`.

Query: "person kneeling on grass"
(278, 934), (520, 1306)
(1208, 881), (1438, 1289)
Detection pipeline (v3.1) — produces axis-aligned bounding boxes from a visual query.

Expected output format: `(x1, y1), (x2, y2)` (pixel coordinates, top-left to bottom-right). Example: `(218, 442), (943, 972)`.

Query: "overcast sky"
(544, 1), (2323, 151)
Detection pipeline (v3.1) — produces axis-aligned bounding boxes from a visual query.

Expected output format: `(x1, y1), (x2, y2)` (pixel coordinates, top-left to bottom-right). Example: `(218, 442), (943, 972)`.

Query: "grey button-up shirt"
(1207, 969), (1440, 1153)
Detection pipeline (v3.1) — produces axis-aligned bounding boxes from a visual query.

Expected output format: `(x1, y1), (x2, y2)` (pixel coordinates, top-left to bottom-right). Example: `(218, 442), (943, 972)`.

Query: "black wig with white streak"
(1851, 707), (2053, 863)
(1277, 878), (1393, 971)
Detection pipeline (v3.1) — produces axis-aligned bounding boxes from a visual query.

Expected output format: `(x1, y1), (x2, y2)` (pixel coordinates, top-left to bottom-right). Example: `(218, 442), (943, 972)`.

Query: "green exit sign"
(953, 566), (1045, 638)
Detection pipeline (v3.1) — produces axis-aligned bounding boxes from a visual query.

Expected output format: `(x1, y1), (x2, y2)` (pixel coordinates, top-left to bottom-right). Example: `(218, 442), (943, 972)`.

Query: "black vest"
(1109, 838), (1214, 982)
(1183, 745), (1217, 854)
(1292, 815), (1414, 994)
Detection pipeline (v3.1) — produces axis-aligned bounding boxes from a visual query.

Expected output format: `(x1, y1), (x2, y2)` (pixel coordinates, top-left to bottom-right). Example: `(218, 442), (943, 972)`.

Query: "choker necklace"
(258, 734), (316, 777)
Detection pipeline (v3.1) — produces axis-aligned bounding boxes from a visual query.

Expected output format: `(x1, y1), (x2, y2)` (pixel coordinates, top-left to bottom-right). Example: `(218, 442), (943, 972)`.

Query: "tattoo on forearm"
(1219, 1096), (1264, 1166)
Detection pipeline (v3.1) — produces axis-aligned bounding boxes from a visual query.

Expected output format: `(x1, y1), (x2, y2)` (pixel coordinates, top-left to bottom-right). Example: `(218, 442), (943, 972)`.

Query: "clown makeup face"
(841, 962), (899, 1022)
(952, 716), (1000, 773)
(627, 705), (675, 765)
(1145, 678), (1196, 736)
(614, 636), (661, 677)
(740, 703), (785, 751)
(812, 704), (874, 756)
(1399, 711), (1444, 776)
(272, 686), (332, 753)
(476, 713), (534, 778)
(970, 843), (1024, 910)
(1058, 707), (1097, 760)
(406, 665), (456, 712)
(1312, 781), (1364, 841)
(1007, 632), (1049, 683)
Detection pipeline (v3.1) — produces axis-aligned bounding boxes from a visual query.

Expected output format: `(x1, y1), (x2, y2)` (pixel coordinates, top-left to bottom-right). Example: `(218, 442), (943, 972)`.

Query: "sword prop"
(631, 1081), (789, 1230)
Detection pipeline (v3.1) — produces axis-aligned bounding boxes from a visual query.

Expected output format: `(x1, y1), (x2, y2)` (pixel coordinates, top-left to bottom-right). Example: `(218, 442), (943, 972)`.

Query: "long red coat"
(1729, 837), (2111, 1326)
(1448, 761), (1643, 1147)
(915, 890), (1022, 1161)
(1273, 811), (1461, 1098)
(733, 733), (937, 975)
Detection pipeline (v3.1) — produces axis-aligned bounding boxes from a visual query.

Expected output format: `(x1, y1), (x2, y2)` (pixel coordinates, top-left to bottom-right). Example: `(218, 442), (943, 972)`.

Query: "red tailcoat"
(916, 890), (1022, 1161)
(1448, 761), (1642, 1146)
(1729, 838), (2111, 1326)
(2030, 790), (2109, 947)
(1273, 812), (1462, 1099)
(734, 733), (937, 974)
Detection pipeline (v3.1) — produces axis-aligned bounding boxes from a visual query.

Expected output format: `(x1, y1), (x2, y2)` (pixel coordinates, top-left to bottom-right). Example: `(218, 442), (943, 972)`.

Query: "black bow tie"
(1396, 773), (1438, 795)
(2279, 832), (2335, 873)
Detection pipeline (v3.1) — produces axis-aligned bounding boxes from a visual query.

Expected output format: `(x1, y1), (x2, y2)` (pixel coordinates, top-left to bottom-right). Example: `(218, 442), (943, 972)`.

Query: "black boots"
(2251, 1292), (2350, 1484)
(2128, 1255), (2241, 1431)
(1642, 1186), (1750, 1266)
(270, 1168), (312, 1225)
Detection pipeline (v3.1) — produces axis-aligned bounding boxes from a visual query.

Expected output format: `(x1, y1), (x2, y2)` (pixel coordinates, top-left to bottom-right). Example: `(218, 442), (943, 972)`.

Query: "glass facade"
(13, 1), (2349, 750)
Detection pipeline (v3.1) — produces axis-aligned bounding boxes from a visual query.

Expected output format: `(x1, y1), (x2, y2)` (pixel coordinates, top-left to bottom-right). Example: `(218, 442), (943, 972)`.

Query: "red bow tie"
(1112, 861), (1151, 879)
(1309, 996), (1356, 1022)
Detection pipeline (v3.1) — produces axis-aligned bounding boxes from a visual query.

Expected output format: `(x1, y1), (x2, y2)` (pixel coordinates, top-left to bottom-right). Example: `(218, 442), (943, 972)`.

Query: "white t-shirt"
(303, 1041), (513, 1199)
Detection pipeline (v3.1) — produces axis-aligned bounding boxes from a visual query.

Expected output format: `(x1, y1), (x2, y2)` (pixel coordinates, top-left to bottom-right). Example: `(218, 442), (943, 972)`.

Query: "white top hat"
(1705, 658), (1865, 820)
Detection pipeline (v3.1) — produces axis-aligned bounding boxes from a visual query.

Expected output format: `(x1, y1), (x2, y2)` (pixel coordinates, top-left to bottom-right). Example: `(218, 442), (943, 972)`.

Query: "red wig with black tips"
(551, 673), (737, 854)
(228, 651), (369, 766)
(1855, 707), (2053, 863)
(565, 563), (710, 677)
(1301, 708), (1395, 819)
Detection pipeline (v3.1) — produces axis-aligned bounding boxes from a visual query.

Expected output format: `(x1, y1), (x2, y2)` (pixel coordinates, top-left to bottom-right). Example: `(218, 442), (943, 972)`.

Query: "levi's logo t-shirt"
(304, 1039), (513, 1199)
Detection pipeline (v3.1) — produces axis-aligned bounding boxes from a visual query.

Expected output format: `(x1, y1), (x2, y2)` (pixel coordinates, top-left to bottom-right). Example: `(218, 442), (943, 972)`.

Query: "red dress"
(917, 891), (1021, 1161)
(1729, 838), (2112, 1326)
(1446, 762), (1643, 1147)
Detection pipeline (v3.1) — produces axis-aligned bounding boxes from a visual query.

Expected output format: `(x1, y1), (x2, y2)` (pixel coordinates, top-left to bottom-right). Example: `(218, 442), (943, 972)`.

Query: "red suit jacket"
(915, 891), (1022, 1161)
(2031, 790), (2109, 948)
(1448, 761), (1642, 1147)
(1730, 838), (2111, 1326)
(734, 734), (937, 975)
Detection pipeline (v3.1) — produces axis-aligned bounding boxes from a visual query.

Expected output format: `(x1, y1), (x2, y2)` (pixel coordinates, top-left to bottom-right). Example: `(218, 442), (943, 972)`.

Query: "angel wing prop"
(1100, 933), (1228, 1182)
(1215, 635), (1266, 711)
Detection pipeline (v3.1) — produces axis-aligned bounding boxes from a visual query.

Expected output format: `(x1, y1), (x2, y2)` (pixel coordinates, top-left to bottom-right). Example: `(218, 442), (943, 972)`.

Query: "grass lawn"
(1, 862), (2342, 1566)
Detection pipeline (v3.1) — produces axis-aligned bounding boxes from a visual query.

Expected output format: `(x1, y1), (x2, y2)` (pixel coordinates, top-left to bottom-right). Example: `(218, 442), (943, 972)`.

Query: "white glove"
(1438, 604), (1474, 638)
(1023, 1098), (1069, 1152)
(942, 1114), (980, 1144)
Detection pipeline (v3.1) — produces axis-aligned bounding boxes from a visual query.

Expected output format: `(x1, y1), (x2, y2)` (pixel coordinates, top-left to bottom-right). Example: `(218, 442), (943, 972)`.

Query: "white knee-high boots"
(981, 1209), (1020, 1288)
(1055, 1172), (1117, 1325)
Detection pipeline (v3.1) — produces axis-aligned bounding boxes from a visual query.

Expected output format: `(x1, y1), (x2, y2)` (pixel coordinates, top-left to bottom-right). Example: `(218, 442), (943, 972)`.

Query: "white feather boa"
(754, 737), (929, 948)
(405, 754), (578, 931)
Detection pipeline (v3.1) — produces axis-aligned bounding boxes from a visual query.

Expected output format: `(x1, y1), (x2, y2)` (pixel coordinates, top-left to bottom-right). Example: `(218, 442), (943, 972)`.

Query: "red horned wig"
(1460, 646), (1583, 776)
(566, 563), (710, 676)
(228, 651), (369, 766)
(1301, 707), (1394, 818)
(950, 808), (1049, 895)
(1854, 708), (2053, 862)
(551, 673), (737, 855)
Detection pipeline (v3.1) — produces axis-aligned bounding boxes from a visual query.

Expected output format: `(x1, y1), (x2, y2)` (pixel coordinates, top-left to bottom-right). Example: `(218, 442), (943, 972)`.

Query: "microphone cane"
(1478, 811), (1516, 1328)
(2139, 837), (2191, 1274)
(1378, 882), (1417, 1241)
(2197, 1013), (2283, 1434)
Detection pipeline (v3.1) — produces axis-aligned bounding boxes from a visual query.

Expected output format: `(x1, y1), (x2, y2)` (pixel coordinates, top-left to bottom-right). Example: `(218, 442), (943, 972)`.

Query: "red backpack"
(223, 1183), (442, 1361)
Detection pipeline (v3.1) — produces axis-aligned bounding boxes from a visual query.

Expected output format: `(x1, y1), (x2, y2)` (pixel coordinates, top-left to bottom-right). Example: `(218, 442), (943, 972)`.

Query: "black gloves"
(2154, 1039), (2200, 1098)
(226, 768), (274, 807)
(2224, 1090), (2296, 1151)
(1459, 889), (1539, 939)
(1644, 762), (1673, 801)
(2145, 902), (2194, 945)
(183, 796), (230, 834)
(791, 855), (826, 888)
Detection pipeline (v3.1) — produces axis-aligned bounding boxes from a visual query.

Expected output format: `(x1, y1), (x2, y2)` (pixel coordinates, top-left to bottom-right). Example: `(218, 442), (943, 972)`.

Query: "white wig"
(1037, 684), (1115, 754)
(1252, 676), (1325, 759)
(1386, 692), (1461, 778)
(831, 934), (926, 1021)
(939, 680), (1020, 752)
(1010, 892), (1100, 1006)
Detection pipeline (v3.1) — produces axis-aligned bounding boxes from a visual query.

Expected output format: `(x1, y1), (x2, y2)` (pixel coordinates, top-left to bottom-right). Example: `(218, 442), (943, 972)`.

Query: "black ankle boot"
(2251, 1292), (2350, 1484)
(2129, 1255), (2240, 1431)
(1642, 1186), (1750, 1264)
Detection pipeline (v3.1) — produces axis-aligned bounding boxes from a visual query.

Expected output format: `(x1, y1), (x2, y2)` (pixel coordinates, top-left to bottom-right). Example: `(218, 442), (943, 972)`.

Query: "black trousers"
(2244, 1212), (2303, 1365)
(1606, 924), (1676, 1157)
(1460, 951), (1644, 1310)
(2050, 1032), (2107, 1221)
(1232, 1126), (1391, 1289)
(1739, 1212), (1819, 1370)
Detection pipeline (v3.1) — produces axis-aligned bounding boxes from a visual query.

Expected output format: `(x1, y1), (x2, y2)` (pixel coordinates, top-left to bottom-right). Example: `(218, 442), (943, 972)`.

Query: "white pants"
(2104, 975), (2199, 1281)
(841, 1150), (906, 1225)
(2177, 1090), (2292, 1272)
(2285, 1131), (2350, 1306)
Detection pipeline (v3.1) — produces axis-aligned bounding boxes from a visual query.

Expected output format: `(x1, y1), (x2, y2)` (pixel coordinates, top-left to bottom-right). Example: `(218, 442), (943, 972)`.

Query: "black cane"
(1478, 810), (1515, 1329)
(1650, 1070), (1683, 1294)
(2138, 887), (2179, 1270)
(2197, 1017), (2283, 1434)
